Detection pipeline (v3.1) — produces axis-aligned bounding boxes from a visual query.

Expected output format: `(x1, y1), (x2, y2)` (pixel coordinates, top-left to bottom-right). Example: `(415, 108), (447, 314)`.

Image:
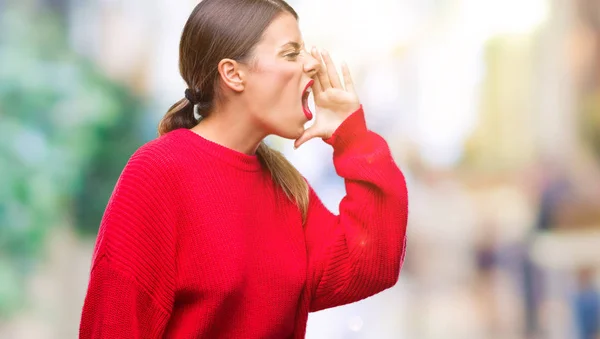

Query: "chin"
(275, 125), (305, 140)
(292, 127), (305, 139)
(282, 129), (304, 140)
(269, 112), (306, 139)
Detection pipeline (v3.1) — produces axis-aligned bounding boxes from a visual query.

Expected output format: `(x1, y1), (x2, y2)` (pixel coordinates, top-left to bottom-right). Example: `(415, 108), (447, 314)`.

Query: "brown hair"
(158, 0), (309, 222)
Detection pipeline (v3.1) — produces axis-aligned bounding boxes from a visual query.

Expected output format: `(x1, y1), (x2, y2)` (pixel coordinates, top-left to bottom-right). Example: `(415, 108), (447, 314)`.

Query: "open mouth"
(302, 80), (314, 120)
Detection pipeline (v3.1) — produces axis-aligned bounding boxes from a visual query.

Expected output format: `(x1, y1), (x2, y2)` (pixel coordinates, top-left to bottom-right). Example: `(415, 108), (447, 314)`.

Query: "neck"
(190, 102), (265, 155)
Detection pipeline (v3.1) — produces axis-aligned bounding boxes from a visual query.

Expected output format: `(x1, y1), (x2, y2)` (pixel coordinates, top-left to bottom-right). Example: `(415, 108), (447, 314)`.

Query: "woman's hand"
(294, 48), (361, 149)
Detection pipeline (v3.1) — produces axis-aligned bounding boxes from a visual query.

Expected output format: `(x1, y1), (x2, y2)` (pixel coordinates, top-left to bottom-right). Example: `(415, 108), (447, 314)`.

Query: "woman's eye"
(285, 52), (301, 60)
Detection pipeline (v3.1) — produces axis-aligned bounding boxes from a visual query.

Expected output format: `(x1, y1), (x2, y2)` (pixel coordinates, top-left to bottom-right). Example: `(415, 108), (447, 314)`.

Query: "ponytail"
(256, 142), (309, 224)
(158, 98), (198, 136)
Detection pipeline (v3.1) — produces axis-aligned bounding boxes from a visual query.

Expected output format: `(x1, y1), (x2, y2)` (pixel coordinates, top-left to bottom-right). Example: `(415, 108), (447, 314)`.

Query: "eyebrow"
(281, 41), (302, 50)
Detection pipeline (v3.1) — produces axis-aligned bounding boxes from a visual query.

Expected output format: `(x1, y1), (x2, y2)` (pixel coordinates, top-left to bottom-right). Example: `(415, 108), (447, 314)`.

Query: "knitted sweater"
(79, 107), (409, 338)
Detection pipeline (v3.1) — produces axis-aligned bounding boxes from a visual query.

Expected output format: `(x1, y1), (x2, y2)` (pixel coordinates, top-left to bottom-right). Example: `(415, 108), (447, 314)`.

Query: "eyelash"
(285, 52), (301, 60)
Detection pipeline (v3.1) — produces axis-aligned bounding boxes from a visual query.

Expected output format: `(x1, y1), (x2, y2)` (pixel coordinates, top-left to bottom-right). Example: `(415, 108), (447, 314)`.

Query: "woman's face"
(242, 13), (320, 140)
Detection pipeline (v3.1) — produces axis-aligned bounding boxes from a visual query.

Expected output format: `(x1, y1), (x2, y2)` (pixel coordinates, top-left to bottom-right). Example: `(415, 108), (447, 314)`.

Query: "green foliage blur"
(0, 4), (145, 317)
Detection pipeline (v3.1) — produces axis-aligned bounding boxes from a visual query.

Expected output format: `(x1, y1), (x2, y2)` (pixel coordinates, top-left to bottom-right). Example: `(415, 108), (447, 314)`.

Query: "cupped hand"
(294, 48), (361, 149)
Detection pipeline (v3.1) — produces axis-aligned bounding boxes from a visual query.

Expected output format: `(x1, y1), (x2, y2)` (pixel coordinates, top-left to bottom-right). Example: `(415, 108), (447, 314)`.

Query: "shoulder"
(125, 129), (191, 177)
(132, 129), (189, 162)
(96, 131), (186, 264)
(112, 129), (194, 194)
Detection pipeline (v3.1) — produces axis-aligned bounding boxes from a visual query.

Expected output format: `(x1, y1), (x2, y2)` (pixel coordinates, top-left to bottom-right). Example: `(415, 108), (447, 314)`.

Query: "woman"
(79, 0), (408, 338)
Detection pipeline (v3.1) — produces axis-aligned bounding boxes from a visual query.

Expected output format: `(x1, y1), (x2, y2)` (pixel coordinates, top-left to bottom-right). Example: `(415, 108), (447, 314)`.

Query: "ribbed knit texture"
(79, 107), (409, 339)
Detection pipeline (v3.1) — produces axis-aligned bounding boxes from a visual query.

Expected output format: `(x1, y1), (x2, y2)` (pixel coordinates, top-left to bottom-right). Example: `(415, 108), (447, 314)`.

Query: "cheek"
(255, 61), (298, 97)
(251, 61), (304, 135)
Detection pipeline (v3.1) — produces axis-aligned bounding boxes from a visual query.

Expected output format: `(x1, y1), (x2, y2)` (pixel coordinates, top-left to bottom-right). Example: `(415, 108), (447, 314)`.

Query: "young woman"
(79, 0), (409, 338)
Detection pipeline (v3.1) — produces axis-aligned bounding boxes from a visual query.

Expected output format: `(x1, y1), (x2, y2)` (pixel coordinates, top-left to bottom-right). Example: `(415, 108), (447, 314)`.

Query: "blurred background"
(1, 0), (600, 338)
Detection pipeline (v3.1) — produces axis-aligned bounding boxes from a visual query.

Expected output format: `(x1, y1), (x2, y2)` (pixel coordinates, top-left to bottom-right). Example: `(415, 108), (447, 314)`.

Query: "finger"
(311, 47), (330, 90)
(321, 49), (343, 89)
(294, 126), (319, 149)
(341, 62), (356, 94)
(311, 73), (323, 95)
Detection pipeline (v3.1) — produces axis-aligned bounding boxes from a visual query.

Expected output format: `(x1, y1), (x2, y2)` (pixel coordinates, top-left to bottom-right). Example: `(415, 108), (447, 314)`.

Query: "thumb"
(294, 126), (320, 149)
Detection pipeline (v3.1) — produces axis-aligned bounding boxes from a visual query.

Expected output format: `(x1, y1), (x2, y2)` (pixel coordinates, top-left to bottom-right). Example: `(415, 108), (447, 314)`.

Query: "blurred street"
(2, 0), (600, 338)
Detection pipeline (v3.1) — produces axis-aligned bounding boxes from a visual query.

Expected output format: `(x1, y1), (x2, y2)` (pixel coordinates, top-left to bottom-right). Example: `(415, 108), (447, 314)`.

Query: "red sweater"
(79, 107), (408, 338)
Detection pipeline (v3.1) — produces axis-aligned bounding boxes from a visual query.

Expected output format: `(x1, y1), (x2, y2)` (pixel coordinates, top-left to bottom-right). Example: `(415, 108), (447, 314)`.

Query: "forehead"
(258, 13), (302, 48)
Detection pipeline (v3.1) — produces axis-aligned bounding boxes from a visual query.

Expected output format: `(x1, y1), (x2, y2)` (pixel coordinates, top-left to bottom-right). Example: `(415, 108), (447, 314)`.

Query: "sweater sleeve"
(79, 145), (179, 338)
(304, 106), (409, 312)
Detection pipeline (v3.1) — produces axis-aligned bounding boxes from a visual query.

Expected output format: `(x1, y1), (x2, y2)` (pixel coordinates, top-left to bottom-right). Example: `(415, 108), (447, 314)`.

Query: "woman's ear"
(217, 58), (246, 93)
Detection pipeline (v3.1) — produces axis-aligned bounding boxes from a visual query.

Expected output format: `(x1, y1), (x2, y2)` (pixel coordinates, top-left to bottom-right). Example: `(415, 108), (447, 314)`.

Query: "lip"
(302, 79), (314, 120)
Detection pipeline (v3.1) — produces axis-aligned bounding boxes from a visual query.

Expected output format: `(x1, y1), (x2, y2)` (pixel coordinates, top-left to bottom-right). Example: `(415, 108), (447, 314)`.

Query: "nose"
(303, 52), (321, 78)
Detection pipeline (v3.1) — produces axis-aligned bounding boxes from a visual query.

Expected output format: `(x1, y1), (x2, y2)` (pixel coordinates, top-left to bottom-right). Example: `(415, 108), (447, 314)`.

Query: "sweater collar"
(176, 128), (262, 172)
